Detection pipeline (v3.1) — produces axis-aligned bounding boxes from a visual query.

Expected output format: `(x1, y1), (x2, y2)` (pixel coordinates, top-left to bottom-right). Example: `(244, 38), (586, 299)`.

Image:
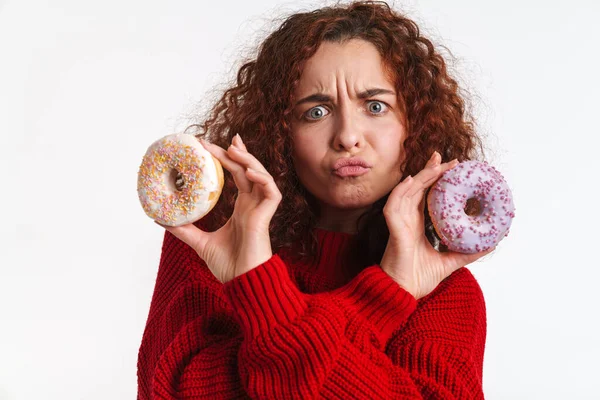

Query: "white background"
(1, 0), (598, 398)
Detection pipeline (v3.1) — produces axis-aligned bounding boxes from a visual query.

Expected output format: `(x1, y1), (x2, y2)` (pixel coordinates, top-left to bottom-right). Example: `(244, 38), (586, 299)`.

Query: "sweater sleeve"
(382, 266), (487, 399)
(137, 228), (244, 400)
(222, 254), (485, 399)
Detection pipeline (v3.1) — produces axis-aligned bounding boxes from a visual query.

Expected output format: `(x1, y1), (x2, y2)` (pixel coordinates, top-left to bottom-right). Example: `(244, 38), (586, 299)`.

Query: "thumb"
(443, 246), (496, 272)
(155, 221), (208, 254)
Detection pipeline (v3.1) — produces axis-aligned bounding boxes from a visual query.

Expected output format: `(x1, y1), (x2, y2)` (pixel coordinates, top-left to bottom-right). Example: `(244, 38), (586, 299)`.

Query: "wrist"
(234, 233), (273, 279)
(380, 241), (418, 298)
(380, 264), (416, 298)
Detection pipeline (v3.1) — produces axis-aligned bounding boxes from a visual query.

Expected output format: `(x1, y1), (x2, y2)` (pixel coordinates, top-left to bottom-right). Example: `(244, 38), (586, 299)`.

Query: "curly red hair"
(186, 0), (487, 271)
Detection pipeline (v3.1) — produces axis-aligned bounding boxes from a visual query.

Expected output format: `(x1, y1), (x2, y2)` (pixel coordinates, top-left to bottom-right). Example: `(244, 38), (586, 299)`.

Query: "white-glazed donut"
(426, 160), (515, 254)
(137, 133), (224, 227)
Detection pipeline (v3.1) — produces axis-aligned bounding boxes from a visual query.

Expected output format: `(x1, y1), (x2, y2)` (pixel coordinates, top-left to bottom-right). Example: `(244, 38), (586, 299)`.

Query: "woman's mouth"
(333, 166), (371, 177)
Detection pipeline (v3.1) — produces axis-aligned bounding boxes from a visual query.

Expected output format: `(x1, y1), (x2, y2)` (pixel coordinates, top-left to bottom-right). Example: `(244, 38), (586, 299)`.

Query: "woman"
(137, 1), (494, 398)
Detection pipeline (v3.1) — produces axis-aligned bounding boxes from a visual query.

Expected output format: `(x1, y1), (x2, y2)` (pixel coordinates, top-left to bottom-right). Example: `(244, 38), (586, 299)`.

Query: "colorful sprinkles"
(137, 135), (208, 225)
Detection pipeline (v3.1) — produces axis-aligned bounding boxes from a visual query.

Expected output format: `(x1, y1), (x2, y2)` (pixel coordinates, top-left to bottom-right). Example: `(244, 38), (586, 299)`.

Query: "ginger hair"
(186, 0), (486, 271)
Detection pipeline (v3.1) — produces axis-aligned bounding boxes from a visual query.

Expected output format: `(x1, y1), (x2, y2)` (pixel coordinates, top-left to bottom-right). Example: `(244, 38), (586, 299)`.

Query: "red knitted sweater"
(137, 227), (487, 399)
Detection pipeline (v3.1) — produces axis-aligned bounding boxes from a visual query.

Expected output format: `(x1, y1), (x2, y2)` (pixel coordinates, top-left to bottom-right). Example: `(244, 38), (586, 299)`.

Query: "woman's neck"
(315, 204), (370, 234)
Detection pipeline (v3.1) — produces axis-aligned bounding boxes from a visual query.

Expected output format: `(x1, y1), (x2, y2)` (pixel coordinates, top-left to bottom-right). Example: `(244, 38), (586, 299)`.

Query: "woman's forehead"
(294, 40), (394, 97)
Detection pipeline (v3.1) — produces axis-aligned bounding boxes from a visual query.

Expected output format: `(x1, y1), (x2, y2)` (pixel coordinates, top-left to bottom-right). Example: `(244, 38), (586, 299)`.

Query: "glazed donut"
(137, 133), (224, 227)
(426, 160), (515, 254)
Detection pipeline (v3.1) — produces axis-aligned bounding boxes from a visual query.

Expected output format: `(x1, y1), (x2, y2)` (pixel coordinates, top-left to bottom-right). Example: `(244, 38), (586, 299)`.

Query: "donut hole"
(464, 197), (482, 216)
(167, 168), (186, 191)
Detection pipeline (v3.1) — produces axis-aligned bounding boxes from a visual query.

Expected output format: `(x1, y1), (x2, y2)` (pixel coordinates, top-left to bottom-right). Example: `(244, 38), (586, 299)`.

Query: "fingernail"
(235, 133), (242, 142)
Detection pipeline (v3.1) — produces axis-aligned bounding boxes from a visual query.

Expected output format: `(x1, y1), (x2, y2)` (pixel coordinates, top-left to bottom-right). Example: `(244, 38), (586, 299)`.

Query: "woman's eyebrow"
(294, 88), (396, 107)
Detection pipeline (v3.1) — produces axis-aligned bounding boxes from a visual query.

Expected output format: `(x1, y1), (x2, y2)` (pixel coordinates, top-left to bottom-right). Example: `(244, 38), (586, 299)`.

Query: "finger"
(245, 167), (283, 215)
(443, 246), (496, 272)
(408, 151), (441, 201)
(423, 159), (459, 185)
(245, 168), (282, 201)
(413, 155), (458, 215)
(418, 192), (427, 215)
(392, 175), (415, 198)
(405, 165), (440, 198)
(233, 134), (248, 152)
(383, 175), (413, 214)
(226, 142), (269, 175)
(425, 151), (441, 168)
(200, 139), (253, 193)
(406, 159), (459, 198)
(154, 221), (208, 253)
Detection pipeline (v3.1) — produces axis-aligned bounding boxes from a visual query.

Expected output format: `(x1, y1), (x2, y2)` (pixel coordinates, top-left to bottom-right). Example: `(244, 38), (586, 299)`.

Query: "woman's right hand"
(155, 134), (282, 284)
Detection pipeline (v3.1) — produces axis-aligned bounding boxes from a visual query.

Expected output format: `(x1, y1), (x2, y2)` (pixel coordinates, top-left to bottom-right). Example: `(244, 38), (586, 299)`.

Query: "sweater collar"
(308, 227), (360, 284)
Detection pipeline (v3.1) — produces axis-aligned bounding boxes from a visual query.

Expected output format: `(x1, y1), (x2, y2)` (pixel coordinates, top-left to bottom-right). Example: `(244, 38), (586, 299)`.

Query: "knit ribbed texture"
(137, 227), (487, 399)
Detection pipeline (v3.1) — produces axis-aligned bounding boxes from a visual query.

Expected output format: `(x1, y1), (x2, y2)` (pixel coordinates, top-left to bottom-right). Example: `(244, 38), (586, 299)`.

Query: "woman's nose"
(333, 107), (365, 151)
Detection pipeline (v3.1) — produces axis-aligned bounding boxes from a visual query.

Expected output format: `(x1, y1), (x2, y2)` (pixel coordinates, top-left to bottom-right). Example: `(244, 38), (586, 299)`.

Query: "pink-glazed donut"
(426, 160), (515, 254)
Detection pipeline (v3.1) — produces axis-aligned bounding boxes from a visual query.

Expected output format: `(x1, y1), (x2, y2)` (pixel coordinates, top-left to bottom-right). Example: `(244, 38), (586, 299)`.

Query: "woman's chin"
(328, 192), (374, 209)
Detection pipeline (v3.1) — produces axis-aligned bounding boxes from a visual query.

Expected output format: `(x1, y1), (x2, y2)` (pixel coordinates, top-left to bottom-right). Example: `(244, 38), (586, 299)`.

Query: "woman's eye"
(305, 106), (329, 120)
(303, 102), (387, 121)
(367, 100), (388, 114)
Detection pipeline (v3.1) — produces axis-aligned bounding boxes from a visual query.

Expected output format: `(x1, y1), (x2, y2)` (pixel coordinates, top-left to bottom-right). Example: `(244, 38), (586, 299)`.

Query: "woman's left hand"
(380, 151), (495, 300)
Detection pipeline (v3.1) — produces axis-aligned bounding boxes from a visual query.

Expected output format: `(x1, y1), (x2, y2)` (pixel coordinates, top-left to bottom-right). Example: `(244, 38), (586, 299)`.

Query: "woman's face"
(290, 39), (406, 222)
